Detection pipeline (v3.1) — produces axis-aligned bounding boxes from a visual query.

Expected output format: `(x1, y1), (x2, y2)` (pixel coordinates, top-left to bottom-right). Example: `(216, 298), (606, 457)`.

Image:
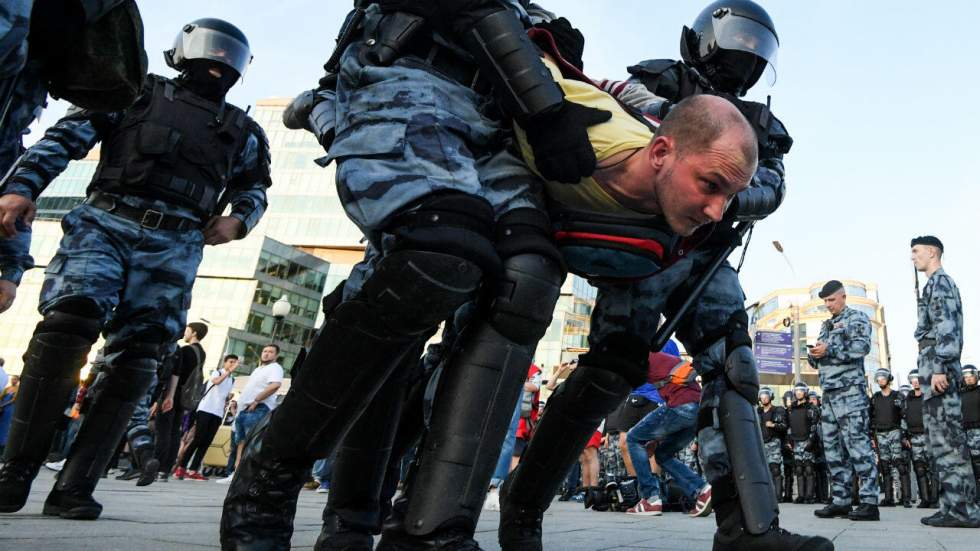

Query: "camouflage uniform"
(807, 306), (879, 506)
(914, 268), (980, 522)
(764, 440), (783, 465)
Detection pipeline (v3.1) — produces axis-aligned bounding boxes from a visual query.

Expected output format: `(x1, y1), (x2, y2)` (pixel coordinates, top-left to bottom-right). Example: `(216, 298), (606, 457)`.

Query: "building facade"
(749, 280), (891, 394)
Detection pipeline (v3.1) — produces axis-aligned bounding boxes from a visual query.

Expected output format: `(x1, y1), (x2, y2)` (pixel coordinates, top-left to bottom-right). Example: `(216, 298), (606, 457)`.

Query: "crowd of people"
(0, 1), (977, 551)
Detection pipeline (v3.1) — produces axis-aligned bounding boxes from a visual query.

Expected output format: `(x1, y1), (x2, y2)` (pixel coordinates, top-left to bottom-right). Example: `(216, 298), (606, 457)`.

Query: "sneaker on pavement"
(173, 466), (187, 480)
(186, 470), (209, 481)
(44, 459), (66, 472)
(921, 513), (980, 528)
(316, 482), (329, 494)
(484, 487), (501, 511)
(215, 474), (235, 484)
(626, 498), (662, 516)
(690, 485), (712, 517)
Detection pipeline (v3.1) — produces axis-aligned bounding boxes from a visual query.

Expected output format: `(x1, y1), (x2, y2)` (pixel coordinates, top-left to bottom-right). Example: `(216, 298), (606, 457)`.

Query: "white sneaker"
(215, 474), (235, 484)
(483, 488), (500, 511)
(44, 459), (66, 472)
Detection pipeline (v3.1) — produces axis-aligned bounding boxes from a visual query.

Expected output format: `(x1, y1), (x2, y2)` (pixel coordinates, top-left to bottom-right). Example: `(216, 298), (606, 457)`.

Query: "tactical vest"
(758, 406), (782, 443)
(871, 392), (902, 431)
(962, 385), (980, 429)
(787, 404), (812, 441)
(905, 393), (925, 434)
(91, 75), (249, 218)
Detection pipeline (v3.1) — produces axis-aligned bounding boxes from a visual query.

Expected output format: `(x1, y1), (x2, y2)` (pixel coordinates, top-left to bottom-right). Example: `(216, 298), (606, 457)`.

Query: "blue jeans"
(314, 457), (332, 485)
(491, 401), (523, 488)
(233, 404), (271, 444)
(626, 402), (704, 501)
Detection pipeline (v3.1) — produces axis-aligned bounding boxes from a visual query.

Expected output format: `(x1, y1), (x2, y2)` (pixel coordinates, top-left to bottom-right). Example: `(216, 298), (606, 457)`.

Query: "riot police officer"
(870, 369), (911, 507)
(962, 365), (980, 504)
(780, 389), (796, 502)
(758, 387), (786, 499)
(0, 18), (270, 519)
(904, 369), (938, 508)
(0, 0), (147, 313)
(787, 382), (819, 504)
(809, 391), (830, 504)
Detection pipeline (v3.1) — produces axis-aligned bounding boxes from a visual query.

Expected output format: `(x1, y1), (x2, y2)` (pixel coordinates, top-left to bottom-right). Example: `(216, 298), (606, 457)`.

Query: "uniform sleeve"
(0, 1), (32, 79)
(773, 408), (787, 436)
(930, 276), (963, 363)
(0, 109), (119, 200)
(826, 312), (871, 363)
(807, 320), (831, 367)
(225, 120), (271, 237)
(0, 219), (33, 284)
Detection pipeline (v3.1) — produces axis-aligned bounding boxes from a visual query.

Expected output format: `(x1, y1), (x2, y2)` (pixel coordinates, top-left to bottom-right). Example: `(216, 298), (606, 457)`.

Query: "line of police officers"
(757, 272), (980, 528)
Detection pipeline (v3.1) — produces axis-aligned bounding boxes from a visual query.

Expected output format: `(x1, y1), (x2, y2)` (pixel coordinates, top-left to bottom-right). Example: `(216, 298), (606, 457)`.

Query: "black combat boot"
(813, 503), (851, 519)
(847, 504), (880, 521)
(0, 333), (92, 513)
(44, 358), (156, 520)
(793, 469), (807, 504)
(899, 468), (912, 508)
(781, 462), (794, 503)
(315, 510), (375, 551)
(712, 477), (833, 551)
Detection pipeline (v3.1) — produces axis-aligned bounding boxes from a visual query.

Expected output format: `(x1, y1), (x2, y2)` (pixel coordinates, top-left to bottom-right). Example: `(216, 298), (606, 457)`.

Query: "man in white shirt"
(175, 354), (238, 481)
(218, 345), (282, 483)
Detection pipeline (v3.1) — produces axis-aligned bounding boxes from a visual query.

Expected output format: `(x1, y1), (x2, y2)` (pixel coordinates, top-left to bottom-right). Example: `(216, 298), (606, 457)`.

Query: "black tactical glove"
(522, 100), (611, 184)
(533, 17), (585, 70)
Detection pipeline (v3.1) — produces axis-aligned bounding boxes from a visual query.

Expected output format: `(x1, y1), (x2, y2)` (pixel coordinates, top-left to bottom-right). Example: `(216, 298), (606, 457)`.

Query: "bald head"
(655, 95), (758, 175)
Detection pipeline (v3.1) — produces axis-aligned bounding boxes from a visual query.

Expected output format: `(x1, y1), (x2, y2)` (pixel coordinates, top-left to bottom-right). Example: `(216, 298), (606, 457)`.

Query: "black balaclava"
(701, 49), (763, 96)
(179, 59), (239, 102)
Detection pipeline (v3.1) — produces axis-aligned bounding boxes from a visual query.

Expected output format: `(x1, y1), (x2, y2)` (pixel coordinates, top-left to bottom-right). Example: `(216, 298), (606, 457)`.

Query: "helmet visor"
(182, 28), (253, 76)
(713, 15), (778, 85)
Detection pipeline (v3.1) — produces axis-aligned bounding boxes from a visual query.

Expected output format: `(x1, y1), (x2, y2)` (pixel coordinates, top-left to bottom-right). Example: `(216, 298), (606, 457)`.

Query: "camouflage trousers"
(588, 255), (754, 486)
(40, 204), (203, 351)
(764, 439), (783, 466)
(874, 429), (905, 463)
(792, 440), (814, 464)
(329, 42), (543, 246)
(921, 379), (980, 521)
(910, 432), (932, 464)
(821, 385), (879, 506)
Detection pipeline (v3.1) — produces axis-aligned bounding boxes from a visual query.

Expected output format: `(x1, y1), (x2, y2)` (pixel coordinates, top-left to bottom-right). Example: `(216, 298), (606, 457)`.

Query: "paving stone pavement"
(0, 470), (977, 550)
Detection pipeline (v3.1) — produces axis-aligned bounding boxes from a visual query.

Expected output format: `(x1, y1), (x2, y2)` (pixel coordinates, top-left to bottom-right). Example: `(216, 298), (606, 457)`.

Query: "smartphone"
(806, 344), (814, 349)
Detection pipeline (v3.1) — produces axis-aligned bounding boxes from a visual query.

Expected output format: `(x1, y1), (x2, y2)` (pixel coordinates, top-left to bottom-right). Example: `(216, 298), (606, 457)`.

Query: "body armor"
(787, 403), (814, 442)
(871, 391), (902, 432)
(758, 405), (784, 443)
(962, 385), (980, 429)
(90, 75), (248, 218)
(905, 393), (925, 434)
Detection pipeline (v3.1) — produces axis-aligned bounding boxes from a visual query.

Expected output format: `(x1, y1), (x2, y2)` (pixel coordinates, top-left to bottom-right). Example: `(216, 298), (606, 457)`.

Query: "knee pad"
(578, 332), (650, 388)
(913, 460), (928, 477)
(100, 357), (158, 403)
(386, 192), (501, 276)
(104, 327), (169, 364)
(486, 253), (564, 345)
(360, 249), (484, 335)
(36, 304), (102, 343)
(686, 310), (751, 359)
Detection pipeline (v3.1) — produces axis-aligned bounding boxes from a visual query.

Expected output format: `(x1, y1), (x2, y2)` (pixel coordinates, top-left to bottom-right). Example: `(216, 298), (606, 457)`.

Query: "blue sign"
(754, 330), (794, 374)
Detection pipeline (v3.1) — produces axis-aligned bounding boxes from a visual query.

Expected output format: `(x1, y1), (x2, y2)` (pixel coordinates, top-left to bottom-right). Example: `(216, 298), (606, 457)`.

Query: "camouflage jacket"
(914, 268), (962, 396)
(807, 306), (872, 391)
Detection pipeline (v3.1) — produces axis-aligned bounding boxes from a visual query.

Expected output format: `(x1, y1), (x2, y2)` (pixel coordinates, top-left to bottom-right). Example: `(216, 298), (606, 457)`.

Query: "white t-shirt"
(239, 362), (284, 411)
(197, 369), (235, 418)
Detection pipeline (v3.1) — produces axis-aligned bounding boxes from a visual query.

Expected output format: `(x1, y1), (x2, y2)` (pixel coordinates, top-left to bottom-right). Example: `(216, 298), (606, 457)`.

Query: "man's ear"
(648, 135), (672, 171)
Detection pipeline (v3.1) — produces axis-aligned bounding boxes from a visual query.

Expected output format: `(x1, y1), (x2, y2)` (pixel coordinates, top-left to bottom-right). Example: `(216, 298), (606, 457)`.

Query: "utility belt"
(918, 338), (936, 351)
(965, 420), (980, 430)
(86, 192), (202, 232)
(873, 425), (900, 433)
(550, 205), (680, 281)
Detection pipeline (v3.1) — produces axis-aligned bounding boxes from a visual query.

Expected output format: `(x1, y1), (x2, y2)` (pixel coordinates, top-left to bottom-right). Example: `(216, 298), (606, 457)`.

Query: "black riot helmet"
(680, 0), (779, 96)
(165, 18), (252, 78)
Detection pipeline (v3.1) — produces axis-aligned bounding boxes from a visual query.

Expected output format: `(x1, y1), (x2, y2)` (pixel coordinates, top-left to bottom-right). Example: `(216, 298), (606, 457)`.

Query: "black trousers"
(180, 411), (223, 472)
(154, 407), (186, 473)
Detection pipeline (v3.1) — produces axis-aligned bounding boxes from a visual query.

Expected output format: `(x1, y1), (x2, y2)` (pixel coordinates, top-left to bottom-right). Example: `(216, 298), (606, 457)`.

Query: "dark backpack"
(178, 344), (207, 411)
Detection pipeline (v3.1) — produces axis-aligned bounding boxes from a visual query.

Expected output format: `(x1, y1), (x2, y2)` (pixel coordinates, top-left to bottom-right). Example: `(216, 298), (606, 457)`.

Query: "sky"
(28, 1), (980, 380)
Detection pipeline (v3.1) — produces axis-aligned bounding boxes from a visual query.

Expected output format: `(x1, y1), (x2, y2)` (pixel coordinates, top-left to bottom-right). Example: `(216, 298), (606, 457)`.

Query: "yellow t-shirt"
(515, 59), (653, 215)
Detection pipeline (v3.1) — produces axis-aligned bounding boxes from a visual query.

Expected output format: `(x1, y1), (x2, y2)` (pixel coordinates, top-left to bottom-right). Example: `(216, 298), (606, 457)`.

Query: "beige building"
(749, 280), (890, 396)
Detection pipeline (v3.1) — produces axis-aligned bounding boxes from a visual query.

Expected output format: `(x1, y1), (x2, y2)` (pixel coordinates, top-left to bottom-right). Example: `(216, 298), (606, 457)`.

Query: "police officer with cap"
(758, 387), (786, 500)
(0, 17), (270, 519)
(870, 369), (911, 508)
(808, 279), (880, 520)
(904, 368), (939, 508)
(0, 0), (147, 313)
(911, 235), (980, 526)
(960, 365), (980, 504)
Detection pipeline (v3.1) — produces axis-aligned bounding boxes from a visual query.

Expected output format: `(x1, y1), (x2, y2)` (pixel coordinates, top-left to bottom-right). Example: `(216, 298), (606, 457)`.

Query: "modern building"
(749, 280), (891, 395)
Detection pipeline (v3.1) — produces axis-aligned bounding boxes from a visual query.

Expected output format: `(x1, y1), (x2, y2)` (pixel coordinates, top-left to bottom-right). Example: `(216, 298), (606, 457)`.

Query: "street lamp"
(272, 294), (291, 343)
(772, 241), (802, 384)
